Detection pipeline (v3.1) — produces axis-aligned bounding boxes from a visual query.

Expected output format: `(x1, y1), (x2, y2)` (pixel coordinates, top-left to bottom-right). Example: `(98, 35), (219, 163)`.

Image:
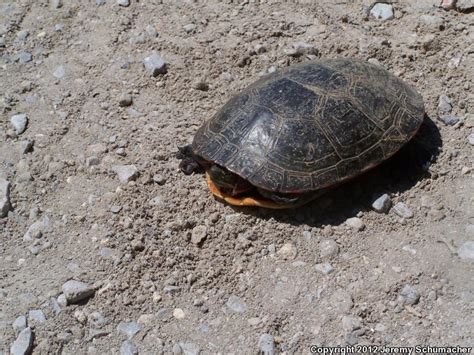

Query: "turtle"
(179, 58), (425, 209)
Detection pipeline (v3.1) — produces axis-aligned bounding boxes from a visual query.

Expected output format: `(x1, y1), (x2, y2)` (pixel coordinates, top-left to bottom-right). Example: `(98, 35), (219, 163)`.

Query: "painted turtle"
(179, 58), (424, 208)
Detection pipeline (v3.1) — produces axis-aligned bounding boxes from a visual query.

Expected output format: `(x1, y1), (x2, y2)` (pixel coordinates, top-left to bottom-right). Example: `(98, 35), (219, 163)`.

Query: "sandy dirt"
(1, 0), (473, 354)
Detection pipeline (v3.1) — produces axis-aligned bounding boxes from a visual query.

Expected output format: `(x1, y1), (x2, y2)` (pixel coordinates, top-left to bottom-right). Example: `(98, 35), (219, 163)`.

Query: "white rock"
(112, 165), (138, 183)
(178, 342), (201, 355)
(10, 114), (28, 134)
(117, 321), (141, 339)
(53, 65), (65, 79)
(117, 0), (130, 6)
(319, 239), (339, 259)
(371, 194), (391, 213)
(0, 178), (11, 218)
(120, 340), (138, 355)
(226, 295), (247, 313)
(346, 217), (365, 231)
(62, 280), (95, 303)
(28, 309), (46, 326)
(258, 333), (275, 355)
(342, 315), (362, 331)
(277, 242), (297, 260)
(315, 262), (334, 275)
(10, 327), (34, 355)
(12, 316), (27, 334)
(392, 202), (413, 219)
(191, 225), (207, 245)
(173, 308), (185, 319)
(370, 3), (394, 21)
(143, 52), (167, 76)
(458, 241), (474, 261)
(23, 216), (50, 241)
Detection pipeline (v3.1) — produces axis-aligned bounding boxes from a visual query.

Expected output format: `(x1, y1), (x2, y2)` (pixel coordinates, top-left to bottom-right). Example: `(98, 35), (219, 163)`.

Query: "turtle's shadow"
(230, 115), (442, 228)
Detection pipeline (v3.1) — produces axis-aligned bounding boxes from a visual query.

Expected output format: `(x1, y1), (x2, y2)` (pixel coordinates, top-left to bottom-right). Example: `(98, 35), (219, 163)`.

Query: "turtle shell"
(192, 58), (424, 193)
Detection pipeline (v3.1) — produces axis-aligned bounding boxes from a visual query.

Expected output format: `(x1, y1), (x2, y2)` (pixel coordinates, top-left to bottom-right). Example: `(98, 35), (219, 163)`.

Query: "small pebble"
(12, 316), (27, 334)
(53, 65), (65, 79)
(117, 321), (141, 339)
(346, 217), (365, 231)
(10, 114), (28, 134)
(50, 0), (63, 8)
(0, 179), (11, 218)
(173, 308), (185, 319)
(399, 284), (420, 305)
(178, 342), (200, 355)
(319, 239), (339, 259)
(96, 0), (106, 5)
(145, 25), (158, 37)
(315, 262), (334, 275)
(191, 225), (207, 245)
(118, 93), (133, 107)
(372, 194), (392, 213)
(112, 165), (138, 183)
(258, 333), (275, 355)
(117, 0), (130, 6)
(441, 0), (456, 10)
(120, 340), (138, 355)
(458, 241), (474, 261)
(62, 280), (95, 304)
(28, 310), (46, 326)
(467, 134), (474, 146)
(183, 24), (196, 33)
(57, 294), (67, 308)
(143, 52), (167, 76)
(277, 242), (297, 260)
(19, 140), (34, 154)
(342, 315), (362, 332)
(370, 3), (394, 21)
(438, 95), (452, 114)
(193, 79), (209, 91)
(18, 52), (32, 64)
(10, 327), (34, 355)
(226, 295), (247, 313)
(17, 30), (29, 41)
(439, 115), (459, 126)
(392, 202), (414, 219)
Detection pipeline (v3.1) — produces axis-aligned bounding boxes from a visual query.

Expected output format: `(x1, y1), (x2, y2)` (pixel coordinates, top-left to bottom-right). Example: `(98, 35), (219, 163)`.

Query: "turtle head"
(207, 164), (251, 196)
(178, 145), (206, 175)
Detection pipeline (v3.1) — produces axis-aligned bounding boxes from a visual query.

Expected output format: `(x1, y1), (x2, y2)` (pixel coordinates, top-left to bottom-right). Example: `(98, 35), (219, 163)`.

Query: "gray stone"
(50, 297), (61, 315)
(400, 284), (420, 305)
(145, 25), (158, 37)
(258, 333), (275, 355)
(28, 310), (46, 326)
(17, 30), (29, 41)
(117, 0), (130, 6)
(117, 321), (141, 339)
(57, 294), (67, 308)
(458, 241), (474, 261)
(0, 37), (5, 47)
(0, 179), (11, 218)
(19, 140), (34, 154)
(53, 65), (65, 79)
(119, 93), (133, 107)
(153, 174), (166, 185)
(346, 217), (365, 231)
(143, 52), (167, 76)
(50, 0), (63, 8)
(10, 327), (34, 355)
(392, 202), (413, 219)
(191, 225), (207, 245)
(226, 295), (247, 313)
(277, 242), (297, 260)
(23, 216), (50, 241)
(89, 312), (108, 328)
(12, 316), (27, 334)
(315, 262), (334, 275)
(86, 156), (100, 167)
(439, 115), (459, 126)
(438, 95), (452, 114)
(120, 340), (138, 355)
(370, 3), (394, 21)
(96, 0), (106, 5)
(342, 315), (362, 332)
(112, 165), (138, 183)
(372, 194), (392, 213)
(319, 239), (339, 259)
(18, 52), (32, 64)
(183, 24), (196, 33)
(10, 114), (28, 134)
(54, 24), (64, 31)
(178, 342), (201, 355)
(57, 331), (73, 343)
(62, 280), (95, 304)
(467, 133), (474, 146)
(457, 0), (474, 12)
(419, 15), (444, 31)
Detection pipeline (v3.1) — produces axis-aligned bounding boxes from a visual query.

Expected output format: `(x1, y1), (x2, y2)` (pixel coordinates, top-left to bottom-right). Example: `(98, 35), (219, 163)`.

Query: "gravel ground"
(1, 0), (473, 354)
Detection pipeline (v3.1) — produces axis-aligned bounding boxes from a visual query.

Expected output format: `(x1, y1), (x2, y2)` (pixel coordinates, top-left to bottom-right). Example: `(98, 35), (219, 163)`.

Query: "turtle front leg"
(177, 145), (205, 175)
